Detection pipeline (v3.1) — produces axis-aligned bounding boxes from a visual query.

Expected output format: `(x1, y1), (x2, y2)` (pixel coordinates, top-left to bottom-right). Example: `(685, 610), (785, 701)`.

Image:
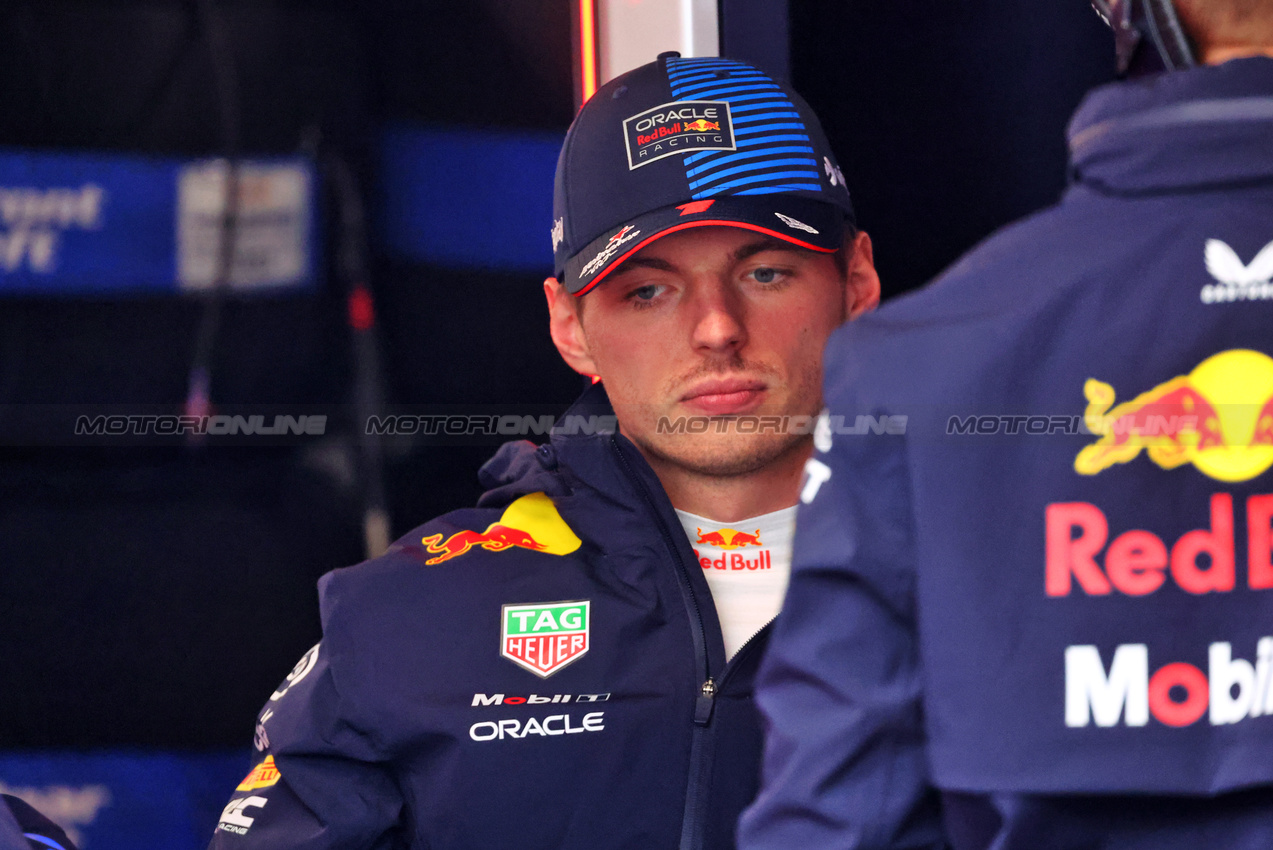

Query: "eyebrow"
(608, 236), (805, 282)
(611, 256), (678, 275)
(730, 237), (803, 264)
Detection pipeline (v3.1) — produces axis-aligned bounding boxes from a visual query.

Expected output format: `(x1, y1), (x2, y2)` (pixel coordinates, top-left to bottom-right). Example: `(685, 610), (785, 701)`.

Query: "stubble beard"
(625, 355), (823, 479)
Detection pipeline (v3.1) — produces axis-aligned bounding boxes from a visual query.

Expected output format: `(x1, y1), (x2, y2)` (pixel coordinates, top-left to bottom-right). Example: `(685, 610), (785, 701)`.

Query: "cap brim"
(562, 196), (849, 296)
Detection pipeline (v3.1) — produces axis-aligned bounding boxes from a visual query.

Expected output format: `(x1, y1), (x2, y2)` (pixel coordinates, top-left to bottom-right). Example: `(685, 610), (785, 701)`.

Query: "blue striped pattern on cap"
(665, 57), (820, 199)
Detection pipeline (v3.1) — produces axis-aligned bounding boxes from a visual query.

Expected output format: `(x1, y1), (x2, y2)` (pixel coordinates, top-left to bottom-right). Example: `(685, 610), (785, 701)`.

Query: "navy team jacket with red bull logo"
(739, 58), (1273, 850)
(208, 383), (767, 850)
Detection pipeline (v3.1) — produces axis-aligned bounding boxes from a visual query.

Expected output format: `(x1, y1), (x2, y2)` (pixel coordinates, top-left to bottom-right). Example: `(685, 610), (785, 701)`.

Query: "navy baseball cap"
(552, 53), (856, 295)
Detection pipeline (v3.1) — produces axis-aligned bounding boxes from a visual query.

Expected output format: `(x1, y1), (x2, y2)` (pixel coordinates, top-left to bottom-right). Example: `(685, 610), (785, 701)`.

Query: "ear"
(545, 277), (599, 376)
(844, 230), (881, 320)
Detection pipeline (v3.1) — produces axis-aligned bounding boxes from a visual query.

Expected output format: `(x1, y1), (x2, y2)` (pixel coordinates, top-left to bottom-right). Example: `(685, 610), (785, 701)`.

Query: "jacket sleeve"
(737, 368), (946, 849)
(207, 640), (406, 850)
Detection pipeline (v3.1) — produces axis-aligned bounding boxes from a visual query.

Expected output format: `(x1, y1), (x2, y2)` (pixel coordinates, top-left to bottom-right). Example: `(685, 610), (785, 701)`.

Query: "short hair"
(1174, 0), (1273, 54)
(831, 223), (856, 281)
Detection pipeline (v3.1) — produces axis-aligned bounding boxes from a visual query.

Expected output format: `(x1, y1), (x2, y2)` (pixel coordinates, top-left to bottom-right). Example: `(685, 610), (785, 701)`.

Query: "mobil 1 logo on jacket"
(501, 600), (590, 678)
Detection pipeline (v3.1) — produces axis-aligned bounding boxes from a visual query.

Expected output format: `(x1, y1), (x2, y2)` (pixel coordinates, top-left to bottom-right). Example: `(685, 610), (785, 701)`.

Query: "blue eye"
(628, 284), (665, 303)
(752, 267), (779, 284)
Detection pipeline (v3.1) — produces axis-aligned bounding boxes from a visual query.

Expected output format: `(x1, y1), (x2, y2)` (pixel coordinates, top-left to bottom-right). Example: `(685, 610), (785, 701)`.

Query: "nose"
(689, 280), (747, 355)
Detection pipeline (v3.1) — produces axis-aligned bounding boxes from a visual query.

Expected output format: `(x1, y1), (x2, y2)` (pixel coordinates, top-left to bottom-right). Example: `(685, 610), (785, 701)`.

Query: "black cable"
(185, 0), (242, 435)
(111, 8), (202, 147)
(326, 153), (392, 559)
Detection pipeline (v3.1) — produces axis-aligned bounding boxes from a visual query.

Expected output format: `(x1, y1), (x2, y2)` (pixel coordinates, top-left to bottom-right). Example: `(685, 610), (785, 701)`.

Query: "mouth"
(679, 378), (768, 415)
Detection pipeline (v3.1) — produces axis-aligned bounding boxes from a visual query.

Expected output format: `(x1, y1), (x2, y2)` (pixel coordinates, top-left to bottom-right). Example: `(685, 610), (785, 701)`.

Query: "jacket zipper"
(695, 619), (773, 726)
(609, 437), (711, 683)
(609, 437), (714, 850)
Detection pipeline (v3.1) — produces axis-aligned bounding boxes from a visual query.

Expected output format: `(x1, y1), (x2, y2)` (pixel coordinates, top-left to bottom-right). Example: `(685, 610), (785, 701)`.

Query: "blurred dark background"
(0, 0), (1111, 843)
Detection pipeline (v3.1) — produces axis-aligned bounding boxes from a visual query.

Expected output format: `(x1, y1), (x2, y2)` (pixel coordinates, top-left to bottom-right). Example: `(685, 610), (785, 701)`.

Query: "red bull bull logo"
(694, 528), (763, 550)
(682, 119), (721, 132)
(1076, 349), (1273, 483)
(421, 492), (582, 565)
(693, 527), (771, 571)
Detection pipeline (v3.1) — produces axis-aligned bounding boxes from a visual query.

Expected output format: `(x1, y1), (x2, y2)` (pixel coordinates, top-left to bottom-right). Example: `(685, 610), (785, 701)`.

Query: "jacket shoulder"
(318, 491), (586, 619)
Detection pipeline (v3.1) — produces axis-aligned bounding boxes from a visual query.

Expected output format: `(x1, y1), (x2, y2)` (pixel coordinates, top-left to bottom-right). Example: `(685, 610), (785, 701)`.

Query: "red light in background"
(579, 0), (598, 103)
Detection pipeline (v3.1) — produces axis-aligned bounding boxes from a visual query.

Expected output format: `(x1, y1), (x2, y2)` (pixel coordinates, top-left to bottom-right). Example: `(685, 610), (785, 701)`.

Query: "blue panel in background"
(0, 750), (248, 850)
(0, 151), (318, 297)
(377, 125), (562, 273)
(0, 153), (176, 294)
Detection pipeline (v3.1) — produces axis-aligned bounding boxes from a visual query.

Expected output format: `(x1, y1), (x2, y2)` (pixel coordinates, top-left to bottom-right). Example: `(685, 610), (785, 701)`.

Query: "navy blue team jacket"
(2, 795), (78, 850)
(740, 58), (1273, 849)
(209, 384), (767, 850)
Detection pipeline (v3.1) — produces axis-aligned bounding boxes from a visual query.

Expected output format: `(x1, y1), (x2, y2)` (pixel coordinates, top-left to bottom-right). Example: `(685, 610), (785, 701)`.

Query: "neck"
(642, 441), (809, 523)
(1204, 45), (1273, 64)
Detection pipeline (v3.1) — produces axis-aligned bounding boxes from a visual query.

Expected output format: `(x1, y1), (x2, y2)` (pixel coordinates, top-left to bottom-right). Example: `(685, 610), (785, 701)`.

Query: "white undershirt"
(675, 506), (797, 659)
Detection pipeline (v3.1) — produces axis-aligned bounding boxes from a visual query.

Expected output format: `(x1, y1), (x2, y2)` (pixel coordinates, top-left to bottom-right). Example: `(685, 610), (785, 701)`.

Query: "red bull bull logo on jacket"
(1076, 349), (1273, 482)
(421, 492), (582, 565)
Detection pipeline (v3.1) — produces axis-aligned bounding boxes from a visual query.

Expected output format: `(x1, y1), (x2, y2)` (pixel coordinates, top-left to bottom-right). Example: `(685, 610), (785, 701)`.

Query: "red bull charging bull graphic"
(1076, 349), (1273, 482)
(694, 527), (762, 550)
(421, 492), (582, 565)
(693, 527), (771, 571)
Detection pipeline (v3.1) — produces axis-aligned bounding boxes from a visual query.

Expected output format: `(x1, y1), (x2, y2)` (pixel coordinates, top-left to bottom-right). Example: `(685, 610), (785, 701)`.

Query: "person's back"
(740, 3), (1273, 848)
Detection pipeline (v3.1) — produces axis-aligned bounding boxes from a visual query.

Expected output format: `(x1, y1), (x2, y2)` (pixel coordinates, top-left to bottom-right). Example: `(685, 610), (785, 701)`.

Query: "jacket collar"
(474, 381), (662, 515)
(1067, 57), (1273, 193)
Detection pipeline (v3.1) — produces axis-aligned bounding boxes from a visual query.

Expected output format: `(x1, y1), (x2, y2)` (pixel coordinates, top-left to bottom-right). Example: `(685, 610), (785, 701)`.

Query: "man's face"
(547, 225), (878, 479)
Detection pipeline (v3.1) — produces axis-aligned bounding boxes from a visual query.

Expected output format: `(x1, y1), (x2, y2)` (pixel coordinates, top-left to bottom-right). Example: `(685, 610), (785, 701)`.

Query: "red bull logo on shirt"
(694, 527), (771, 571)
(421, 492), (582, 565)
(1075, 349), (1273, 482)
(695, 528), (762, 550)
(501, 600), (590, 678)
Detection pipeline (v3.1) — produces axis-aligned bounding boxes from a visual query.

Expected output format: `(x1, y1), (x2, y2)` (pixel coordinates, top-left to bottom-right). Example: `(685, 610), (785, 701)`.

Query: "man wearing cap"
(738, 2), (1273, 849)
(208, 53), (877, 850)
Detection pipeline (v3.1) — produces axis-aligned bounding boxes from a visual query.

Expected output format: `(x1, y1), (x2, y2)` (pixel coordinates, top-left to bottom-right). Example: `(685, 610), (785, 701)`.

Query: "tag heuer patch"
(501, 600), (590, 677)
(623, 100), (735, 170)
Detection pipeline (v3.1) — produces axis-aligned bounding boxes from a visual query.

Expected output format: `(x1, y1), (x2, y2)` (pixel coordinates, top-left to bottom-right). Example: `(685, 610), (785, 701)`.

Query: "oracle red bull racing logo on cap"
(1076, 349), (1273, 483)
(502, 600), (590, 677)
(421, 492), (582, 565)
(623, 100), (735, 170)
